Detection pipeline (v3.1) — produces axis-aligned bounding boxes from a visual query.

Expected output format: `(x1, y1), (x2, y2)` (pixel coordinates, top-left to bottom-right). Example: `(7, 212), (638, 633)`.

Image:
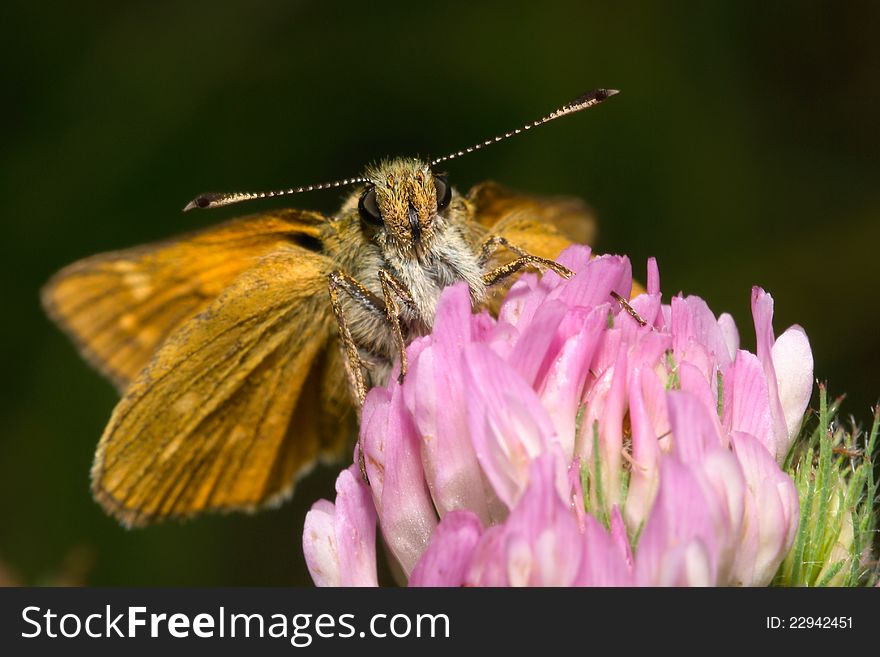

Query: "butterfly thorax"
(323, 158), (486, 375)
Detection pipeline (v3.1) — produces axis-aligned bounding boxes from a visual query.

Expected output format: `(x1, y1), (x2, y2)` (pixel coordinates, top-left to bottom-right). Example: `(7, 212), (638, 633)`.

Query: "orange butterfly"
(42, 90), (618, 527)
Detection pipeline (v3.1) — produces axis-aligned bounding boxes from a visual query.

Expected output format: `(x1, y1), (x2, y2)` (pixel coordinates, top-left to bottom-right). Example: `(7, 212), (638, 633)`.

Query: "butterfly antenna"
(429, 88), (619, 168)
(183, 175), (369, 211)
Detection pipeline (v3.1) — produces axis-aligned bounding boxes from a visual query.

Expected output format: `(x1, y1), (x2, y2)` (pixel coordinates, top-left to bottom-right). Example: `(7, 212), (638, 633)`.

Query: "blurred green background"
(1, 1), (877, 585)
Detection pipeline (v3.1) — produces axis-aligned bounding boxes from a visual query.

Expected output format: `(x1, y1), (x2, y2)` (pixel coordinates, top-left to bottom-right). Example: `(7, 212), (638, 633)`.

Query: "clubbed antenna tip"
(430, 87), (620, 167)
(182, 176), (368, 212)
(182, 89), (620, 211)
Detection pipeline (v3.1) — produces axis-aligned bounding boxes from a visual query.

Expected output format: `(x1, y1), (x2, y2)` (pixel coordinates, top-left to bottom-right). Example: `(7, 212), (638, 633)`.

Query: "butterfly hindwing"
(463, 181), (597, 309)
(465, 180), (596, 259)
(91, 245), (340, 526)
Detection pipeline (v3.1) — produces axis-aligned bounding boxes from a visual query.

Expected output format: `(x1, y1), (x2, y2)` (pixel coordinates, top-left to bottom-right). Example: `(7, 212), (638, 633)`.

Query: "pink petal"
(464, 344), (557, 508)
(635, 457), (721, 586)
(501, 454), (585, 586)
(537, 308), (606, 458)
(609, 507), (635, 573)
(678, 361), (726, 447)
(621, 257), (663, 331)
(729, 431), (800, 585)
(670, 296), (734, 386)
(771, 325), (813, 440)
(404, 286), (500, 525)
(575, 512), (634, 586)
(751, 287), (789, 461)
(666, 392), (745, 581)
(670, 296), (692, 359)
(498, 273), (545, 329)
(431, 281), (481, 344)
(627, 294), (662, 333)
(303, 500), (340, 587)
(667, 390), (724, 463)
(360, 387), (392, 510)
(465, 526), (508, 586)
(688, 296), (736, 369)
(590, 326), (623, 381)
(628, 330), (673, 374)
(507, 299), (568, 388)
(597, 348), (628, 508)
(377, 383), (438, 576)
(717, 312), (739, 362)
(558, 254), (633, 310)
(515, 244), (595, 314)
(567, 458), (586, 531)
(334, 466), (380, 586)
(722, 350), (774, 456)
(659, 303), (672, 333)
(693, 449), (746, 582)
(575, 327), (623, 460)
(624, 367), (662, 531)
(409, 511), (484, 587)
(465, 455), (579, 587)
(646, 256), (660, 296)
(555, 244), (593, 275)
(303, 465), (378, 587)
(640, 366), (671, 446)
(496, 244), (593, 330)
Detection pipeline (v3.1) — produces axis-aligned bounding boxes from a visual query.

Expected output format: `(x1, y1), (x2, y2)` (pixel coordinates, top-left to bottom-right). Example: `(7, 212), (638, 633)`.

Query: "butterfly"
(41, 89), (618, 527)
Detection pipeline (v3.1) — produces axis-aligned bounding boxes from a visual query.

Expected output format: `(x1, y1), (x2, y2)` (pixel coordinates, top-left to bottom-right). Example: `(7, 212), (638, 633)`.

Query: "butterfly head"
(357, 158), (451, 255)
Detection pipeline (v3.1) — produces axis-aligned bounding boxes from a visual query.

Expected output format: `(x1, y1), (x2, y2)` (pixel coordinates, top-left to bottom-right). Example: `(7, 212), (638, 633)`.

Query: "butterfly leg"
(479, 235), (574, 286)
(327, 270), (386, 408)
(610, 290), (648, 327)
(328, 270), (393, 485)
(377, 269), (417, 384)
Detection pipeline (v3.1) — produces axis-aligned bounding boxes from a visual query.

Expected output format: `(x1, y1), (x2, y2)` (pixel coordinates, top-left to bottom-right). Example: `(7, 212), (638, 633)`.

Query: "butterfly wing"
(464, 180), (596, 259)
(91, 244), (349, 527)
(466, 181), (647, 301)
(463, 181), (597, 310)
(42, 210), (327, 390)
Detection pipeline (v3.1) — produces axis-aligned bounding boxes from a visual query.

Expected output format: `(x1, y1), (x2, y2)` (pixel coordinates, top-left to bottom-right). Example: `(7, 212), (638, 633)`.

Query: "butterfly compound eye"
(434, 174), (451, 211)
(358, 186), (382, 225)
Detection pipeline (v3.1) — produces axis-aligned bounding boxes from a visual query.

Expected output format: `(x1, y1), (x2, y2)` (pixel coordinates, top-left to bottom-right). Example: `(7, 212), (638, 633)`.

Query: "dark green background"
(1, 1), (877, 585)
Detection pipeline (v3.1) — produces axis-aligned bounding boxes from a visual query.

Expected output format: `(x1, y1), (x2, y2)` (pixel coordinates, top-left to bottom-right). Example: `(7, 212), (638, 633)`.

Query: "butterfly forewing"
(41, 210), (327, 390)
(90, 245), (339, 527)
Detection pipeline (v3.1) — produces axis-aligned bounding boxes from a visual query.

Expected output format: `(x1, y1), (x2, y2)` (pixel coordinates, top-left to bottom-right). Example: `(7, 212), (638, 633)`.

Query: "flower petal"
(404, 286), (500, 525)
(303, 465), (378, 587)
(729, 431), (799, 585)
(717, 312), (739, 362)
(360, 387), (391, 510)
(537, 308), (606, 457)
(507, 299), (568, 388)
(303, 499), (340, 587)
(646, 256), (660, 296)
(597, 348), (628, 508)
(636, 457), (723, 586)
(558, 254), (633, 310)
(771, 325), (813, 440)
(667, 390), (723, 463)
(377, 383), (438, 576)
(678, 361), (725, 448)
(465, 344), (557, 508)
(624, 367), (662, 531)
(751, 287), (790, 461)
(502, 454), (585, 586)
(334, 466), (380, 586)
(409, 511), (484, 587)
(722, 350), (774, 456)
